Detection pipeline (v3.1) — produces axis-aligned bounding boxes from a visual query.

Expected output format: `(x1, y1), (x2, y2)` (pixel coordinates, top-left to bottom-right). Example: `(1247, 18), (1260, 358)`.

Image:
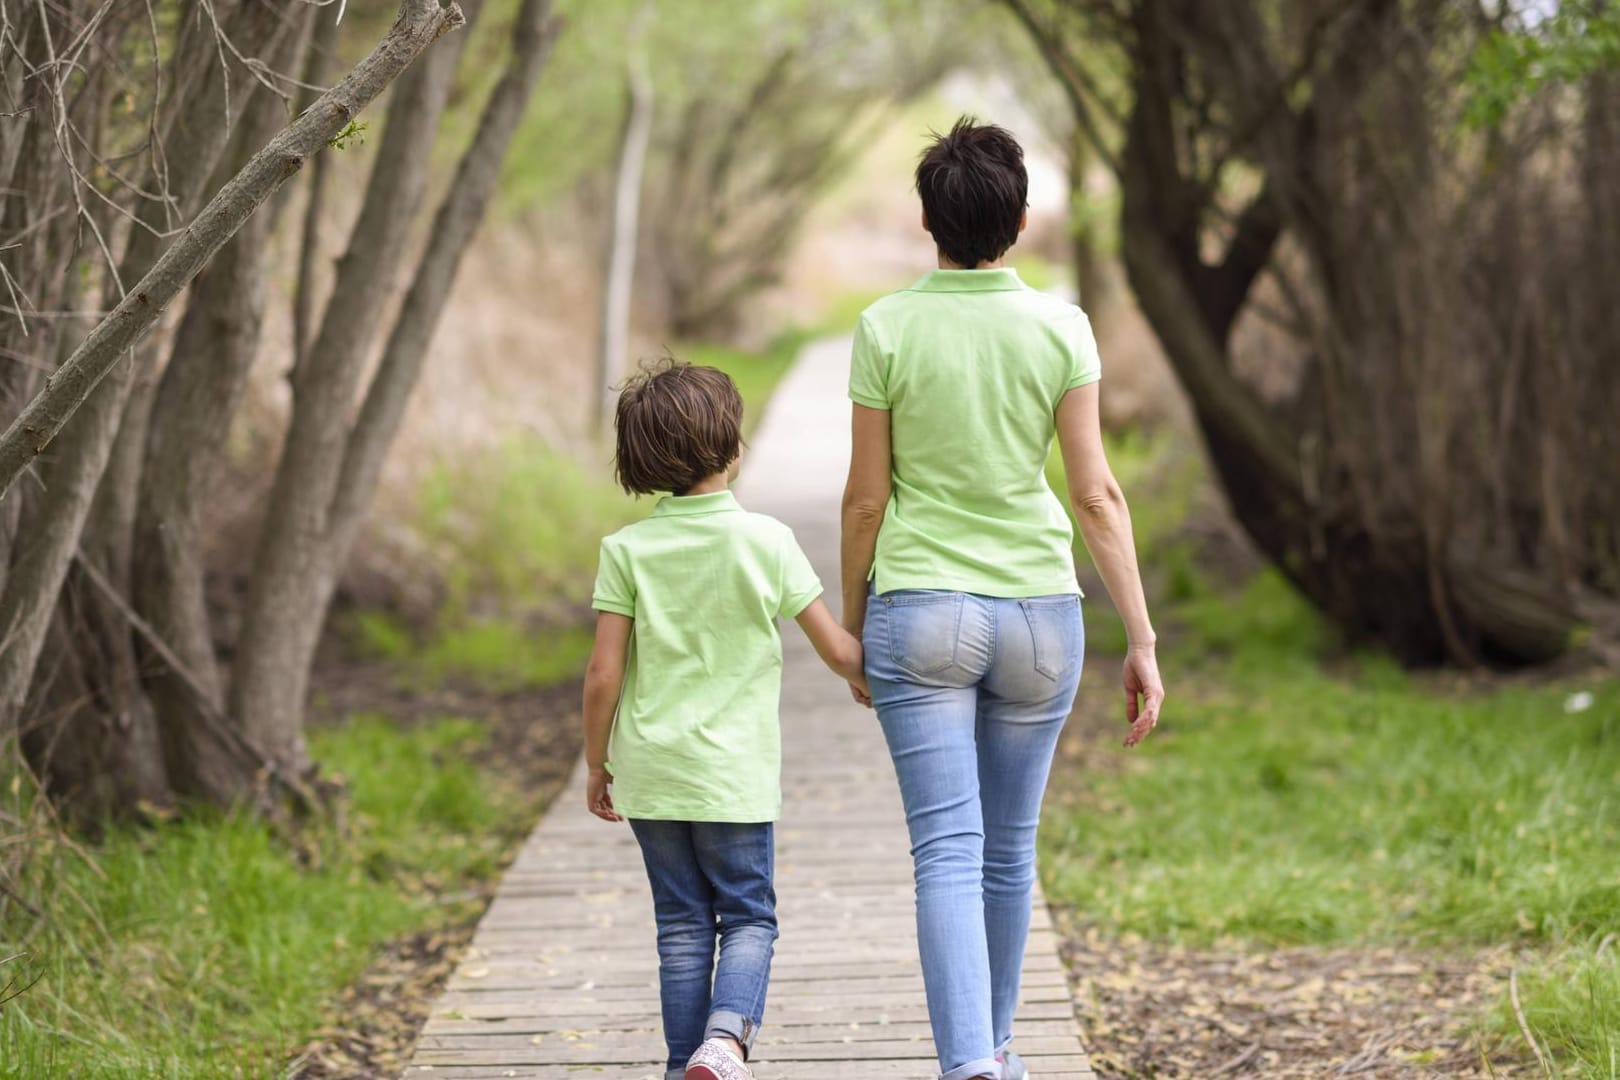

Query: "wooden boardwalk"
(405, 338), (1094, 1079)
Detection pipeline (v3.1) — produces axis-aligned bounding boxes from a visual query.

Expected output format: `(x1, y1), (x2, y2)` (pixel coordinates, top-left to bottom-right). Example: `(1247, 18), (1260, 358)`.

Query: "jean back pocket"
(884, 591), (964, 678)
(1021, 595), (1081, 681)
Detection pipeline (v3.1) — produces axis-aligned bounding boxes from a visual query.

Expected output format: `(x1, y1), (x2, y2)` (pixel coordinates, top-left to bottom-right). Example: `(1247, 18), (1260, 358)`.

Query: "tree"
(637, 0), (968, 336)
(1003, 0), (1620, 666)
(0, 0), (564, 817)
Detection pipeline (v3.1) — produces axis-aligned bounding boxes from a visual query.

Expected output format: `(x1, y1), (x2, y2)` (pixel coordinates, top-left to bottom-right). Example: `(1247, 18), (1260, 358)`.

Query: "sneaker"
(999, 1050), (1031, 1080)
(686, 1039), (753, 1080)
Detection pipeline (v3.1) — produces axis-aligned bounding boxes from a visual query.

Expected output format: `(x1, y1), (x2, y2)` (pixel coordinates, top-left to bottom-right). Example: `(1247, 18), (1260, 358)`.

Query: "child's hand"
(848, 680), (873, 708)
(586, 766), (623, 822)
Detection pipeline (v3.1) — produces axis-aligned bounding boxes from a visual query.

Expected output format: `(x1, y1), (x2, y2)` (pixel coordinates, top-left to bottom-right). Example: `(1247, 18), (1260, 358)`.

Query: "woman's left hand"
(1122, 646), (1164, 748)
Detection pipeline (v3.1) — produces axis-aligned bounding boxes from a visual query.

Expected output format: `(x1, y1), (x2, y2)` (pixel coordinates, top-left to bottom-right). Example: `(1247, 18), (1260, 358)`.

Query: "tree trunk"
(231, 3), (477, 777)
(0, 0), (466, 501)
(332, 0), (562, 556)
(1017, 0), (1589, 667)
(597, 7), (654, 431)
(4, 0), (291, 804)
(292, 13), (342, 378)
(132, 8), (316, 803)
(1065, 130), (1109, 311)
(0, 0), (466, 745)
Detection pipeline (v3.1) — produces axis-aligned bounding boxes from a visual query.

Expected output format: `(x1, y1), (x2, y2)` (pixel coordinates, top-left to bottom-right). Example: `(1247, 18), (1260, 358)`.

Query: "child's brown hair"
(613, 359), (744, 496)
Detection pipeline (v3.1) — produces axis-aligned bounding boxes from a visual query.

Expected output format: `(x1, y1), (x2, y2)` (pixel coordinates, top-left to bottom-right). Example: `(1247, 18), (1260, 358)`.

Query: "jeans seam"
(1020, 600), (1057, 681)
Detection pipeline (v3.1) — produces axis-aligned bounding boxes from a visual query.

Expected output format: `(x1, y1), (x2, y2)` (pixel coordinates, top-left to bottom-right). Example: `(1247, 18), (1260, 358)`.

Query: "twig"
(0, 879), (41, 919)
(0, 256), (31, 336)
(1509, 966), (1550, 1077)
(1213, 1042), (1263, 1075)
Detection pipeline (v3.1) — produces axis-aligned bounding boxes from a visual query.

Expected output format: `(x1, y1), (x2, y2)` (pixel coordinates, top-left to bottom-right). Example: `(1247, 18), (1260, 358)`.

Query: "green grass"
(357, 612), (595, 693)
(1043, 433), (1620, 1076)
(416, 439), (641, 613)
(360, 439), (644, 691)
(0, 716), (542, 1078)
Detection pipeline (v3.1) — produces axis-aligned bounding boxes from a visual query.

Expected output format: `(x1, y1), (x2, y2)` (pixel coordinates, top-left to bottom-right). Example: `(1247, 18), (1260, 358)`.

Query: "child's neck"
(681, 472), (731, 496)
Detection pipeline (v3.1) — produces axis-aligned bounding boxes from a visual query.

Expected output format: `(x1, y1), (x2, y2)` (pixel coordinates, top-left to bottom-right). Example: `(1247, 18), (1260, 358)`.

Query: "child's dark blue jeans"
(629, 819), (777, 1078)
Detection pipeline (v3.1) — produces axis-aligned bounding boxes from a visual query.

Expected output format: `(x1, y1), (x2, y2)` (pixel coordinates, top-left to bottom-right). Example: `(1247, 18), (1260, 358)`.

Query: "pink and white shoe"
(685, 1039), (753, 1080)
(999, 1050), (1031, 1080)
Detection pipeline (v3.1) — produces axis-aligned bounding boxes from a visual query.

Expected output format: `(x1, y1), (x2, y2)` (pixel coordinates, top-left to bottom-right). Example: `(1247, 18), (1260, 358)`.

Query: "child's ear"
(1018, 209), (1029, 235)
(920, 208), (930, 233)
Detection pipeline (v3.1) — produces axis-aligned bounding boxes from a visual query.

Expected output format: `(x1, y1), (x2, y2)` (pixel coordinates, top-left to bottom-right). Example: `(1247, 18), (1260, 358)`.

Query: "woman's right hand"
(1122, 646), (1164, 748)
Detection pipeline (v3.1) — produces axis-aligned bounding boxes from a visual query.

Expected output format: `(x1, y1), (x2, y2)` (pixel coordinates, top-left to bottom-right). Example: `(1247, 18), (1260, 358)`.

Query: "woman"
(840, 118), (1165, 1080)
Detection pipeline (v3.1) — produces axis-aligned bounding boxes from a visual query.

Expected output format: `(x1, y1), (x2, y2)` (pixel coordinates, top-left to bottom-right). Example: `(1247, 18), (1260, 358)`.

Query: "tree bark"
(230, 2), (477, 776)
(0, 0), (465, 737)
(332, 0), (562, 556)
(292, 13), (341, 378)
(131, 8), (316, 802)
(5, 0), (299, 808)
(0, 0), (466, 502)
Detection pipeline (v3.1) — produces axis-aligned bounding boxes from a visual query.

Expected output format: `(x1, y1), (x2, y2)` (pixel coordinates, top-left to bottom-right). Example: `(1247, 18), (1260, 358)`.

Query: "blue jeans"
(629, 819), (778, 1078)
(865, 590), (1084, 1080)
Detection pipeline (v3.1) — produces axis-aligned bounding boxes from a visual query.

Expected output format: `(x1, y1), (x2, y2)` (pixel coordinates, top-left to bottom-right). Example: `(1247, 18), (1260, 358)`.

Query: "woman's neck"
(937, 253), (1007, 270)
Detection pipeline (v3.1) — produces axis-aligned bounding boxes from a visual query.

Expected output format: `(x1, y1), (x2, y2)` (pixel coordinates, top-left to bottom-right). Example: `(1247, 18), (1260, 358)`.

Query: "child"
(582, 360), (867, 1080)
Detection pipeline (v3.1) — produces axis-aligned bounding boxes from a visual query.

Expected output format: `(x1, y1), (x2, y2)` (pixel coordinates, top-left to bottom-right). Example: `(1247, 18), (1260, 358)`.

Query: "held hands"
(1122, 645), (1165, 748)
(586, 766), (623, 822)
(844, 626), (872, 708)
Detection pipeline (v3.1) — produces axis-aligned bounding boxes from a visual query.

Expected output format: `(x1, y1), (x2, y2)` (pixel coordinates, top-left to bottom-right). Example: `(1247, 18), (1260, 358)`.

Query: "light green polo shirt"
(592, 490), (822, 822)
(849, 267), (1101, 598)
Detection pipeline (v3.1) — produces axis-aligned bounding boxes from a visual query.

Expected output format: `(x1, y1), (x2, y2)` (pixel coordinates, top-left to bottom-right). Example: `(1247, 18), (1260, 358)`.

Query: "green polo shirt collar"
(653, 490), (742, 517)
(909, 267), (1026, 293)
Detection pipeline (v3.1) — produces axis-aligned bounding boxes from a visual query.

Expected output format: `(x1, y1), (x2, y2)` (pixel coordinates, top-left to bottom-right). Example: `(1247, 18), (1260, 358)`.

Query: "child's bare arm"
(795, 597), (868, 696)
(582, 612), (632, 821)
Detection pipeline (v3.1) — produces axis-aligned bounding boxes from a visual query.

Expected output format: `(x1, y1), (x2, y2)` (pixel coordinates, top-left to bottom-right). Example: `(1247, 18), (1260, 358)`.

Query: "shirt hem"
(848, 390), (889, 410)
(592, 598), (635, 617)
(873, 573), (1083, 600)
(615, 804), (781, 824)
(781, 584), (823, 619)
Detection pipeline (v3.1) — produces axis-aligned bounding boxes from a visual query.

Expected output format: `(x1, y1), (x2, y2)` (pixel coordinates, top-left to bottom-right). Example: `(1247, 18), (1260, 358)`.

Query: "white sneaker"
(999, 1050), (1031, 1080)
(685, 1039), (753, 1080)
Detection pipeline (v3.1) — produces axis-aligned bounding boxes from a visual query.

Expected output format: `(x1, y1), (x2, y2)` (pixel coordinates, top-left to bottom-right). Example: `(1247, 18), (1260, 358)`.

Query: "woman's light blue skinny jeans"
(864, 589), (1084, 1080)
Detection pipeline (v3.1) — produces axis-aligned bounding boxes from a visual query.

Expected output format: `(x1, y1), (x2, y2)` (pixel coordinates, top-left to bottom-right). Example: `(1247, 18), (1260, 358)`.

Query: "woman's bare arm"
(840, 403), (892, 639)
(1055, 382), (1165, 745)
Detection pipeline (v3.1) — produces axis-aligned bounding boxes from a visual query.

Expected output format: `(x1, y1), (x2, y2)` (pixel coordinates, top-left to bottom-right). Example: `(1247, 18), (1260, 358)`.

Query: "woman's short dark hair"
(613, 359), (743, 496)
(915, 116), (1028, 269)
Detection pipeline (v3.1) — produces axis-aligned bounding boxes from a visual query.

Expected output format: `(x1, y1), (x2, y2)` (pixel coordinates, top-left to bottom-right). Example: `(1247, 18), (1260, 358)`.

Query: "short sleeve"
(1064, 311), (1103, 391)
(777, 529), (823, 619)
(592, 538), (636, 617)
(847, 313), (890, 410)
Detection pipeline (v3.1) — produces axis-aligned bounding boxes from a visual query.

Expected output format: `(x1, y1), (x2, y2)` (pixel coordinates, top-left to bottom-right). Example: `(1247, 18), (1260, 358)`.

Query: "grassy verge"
(0, 716), (544, 1077)
(1043, 435), (1620, 1075)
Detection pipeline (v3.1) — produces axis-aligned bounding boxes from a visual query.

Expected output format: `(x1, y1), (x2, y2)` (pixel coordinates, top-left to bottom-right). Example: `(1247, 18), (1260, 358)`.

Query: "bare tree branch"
(0, 0), (466, 503)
